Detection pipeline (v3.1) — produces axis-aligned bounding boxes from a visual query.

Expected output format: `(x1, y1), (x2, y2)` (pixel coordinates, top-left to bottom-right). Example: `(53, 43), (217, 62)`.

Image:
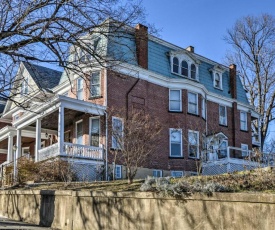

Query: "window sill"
(219, 123), (228, 127)
(110, 148), (121, 151)
(240, 129), (248, 133)
(89, 95), (103, 100)
(214, 86), (223, 91)
(168, 110), (183, 113)
(188, 157), (199, 160)
(187, 112), (199, 117)
(171, 72), (199, 82)
(169, 156), (184, 159)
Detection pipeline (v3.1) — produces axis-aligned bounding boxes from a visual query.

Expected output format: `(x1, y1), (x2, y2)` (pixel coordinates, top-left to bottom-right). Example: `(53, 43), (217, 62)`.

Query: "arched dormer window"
(214, 73), (221, 89)
(181, 61), (188, 77)
(173, 57), (179, 73)
(191, 64), (196, 79)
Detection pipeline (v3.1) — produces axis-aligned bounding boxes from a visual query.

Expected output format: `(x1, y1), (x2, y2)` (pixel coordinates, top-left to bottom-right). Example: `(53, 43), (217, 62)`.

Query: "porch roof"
(13, 95), (106, 129)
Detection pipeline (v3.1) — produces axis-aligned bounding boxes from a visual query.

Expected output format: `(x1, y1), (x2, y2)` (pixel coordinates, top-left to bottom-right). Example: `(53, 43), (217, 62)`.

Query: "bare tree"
(0, 0), (149, 103)
(110, 109), (162, 184)
(224, 14), (275, 150)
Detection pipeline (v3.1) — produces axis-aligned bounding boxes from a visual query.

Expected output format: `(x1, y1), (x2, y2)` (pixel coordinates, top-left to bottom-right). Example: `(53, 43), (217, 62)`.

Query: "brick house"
(0, 20), (262, 181)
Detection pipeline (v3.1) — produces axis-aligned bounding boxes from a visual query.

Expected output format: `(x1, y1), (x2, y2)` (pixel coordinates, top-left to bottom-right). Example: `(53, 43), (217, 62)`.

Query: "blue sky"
(142, 0), (275, 64)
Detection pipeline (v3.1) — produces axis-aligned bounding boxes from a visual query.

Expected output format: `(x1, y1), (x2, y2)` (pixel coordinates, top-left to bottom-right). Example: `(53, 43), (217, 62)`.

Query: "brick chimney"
(229, 64), (237, 99)
(186, 46), (194, 53)
(135, 24), (148, 69)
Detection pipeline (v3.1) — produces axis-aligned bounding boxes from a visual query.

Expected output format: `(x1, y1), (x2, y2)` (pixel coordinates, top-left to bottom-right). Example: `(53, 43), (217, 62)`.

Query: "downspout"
(104, 111), (108, 180)
(126, 76), (140, 119)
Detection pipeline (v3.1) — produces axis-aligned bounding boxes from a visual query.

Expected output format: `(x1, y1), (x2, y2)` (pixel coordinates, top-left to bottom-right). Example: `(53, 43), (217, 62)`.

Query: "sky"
(142, 0), (275, 64)
(142, 0), (275, 144)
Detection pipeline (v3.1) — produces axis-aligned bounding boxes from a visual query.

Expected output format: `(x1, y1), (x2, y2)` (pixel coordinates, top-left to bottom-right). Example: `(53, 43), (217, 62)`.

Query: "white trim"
(169, 128), (183, 157)
(153, 170), (162, 177)
(169, 89), (182, 112)
(201, 98), (206, 119)
(75, 119), (83, 145)
(241, 143), (249, 157)
(89, 116), (100, 147)
(115, 165), (122, 179)
(219, 105), (227, 126)
(188, 92), (198, 115)
(240, 111), (248, 131)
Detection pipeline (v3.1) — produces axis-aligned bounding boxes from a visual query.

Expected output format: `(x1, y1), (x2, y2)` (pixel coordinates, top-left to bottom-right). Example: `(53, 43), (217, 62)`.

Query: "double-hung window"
(219, 105), (227, 126)
(76, 120), (83, 145)
(112, 117), (123, 149)
(188, 92), (198, 115)
(241, 144), (249, 157)
(90, 72), (101, 97)
(188, 130), (199, 158)
(77, 78), (83, 100)
(181, 61), (188, 77)
(169, 129), (182, 157)
(171, 171), (183, 178)
(219, 140), (228, 158)
(169, 89), (182, 112)
(90, 117), (100, 147)
(153, 170), (162, 177)
(191, 64), (196, 80)
(214, 73), (222, 89)
(115, 165), (122, 179)
(173, 57), (179, 74)
(240, 111), (247, 131)
(202, 99), (206, 119)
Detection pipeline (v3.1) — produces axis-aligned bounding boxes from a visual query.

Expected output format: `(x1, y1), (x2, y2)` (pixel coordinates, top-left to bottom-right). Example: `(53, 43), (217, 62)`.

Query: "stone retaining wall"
(0, 190), (275, 230)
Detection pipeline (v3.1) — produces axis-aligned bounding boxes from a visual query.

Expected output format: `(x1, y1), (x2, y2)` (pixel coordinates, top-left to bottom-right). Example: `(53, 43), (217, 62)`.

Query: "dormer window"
(181, 61), (188, 76)
(173, 57), (179, 73)
(214, 73), (222, 89)
(170, 53), (199, 81)
(191, 64), (196, 80)
(21, 77), (28, 96)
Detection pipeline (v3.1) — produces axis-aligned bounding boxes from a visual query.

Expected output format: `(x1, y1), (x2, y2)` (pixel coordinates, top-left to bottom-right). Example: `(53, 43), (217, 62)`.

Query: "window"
(188, 130), (199, 158)
(77, 78), (83, 100)
(241, 144), (249, 157)
(115, 165), (122, 179)
(112, 117), (123, 149)
(169, 129), (182, 157)
(181, 61), (188, 76)
(153, 170), (162, 177)
(240, 111), (247, 131)
(188, 92), (198, 115)
(169, 89), (182, 112)
(202, 98), (206, 119)
(171, 171), (183, 178)
(21, 77), (28, 96)
(90, 72), (101, 97)
(22, 147), (30, 156)
(90, 117), (100, 147)
(214, 73), (222, 89)
(219, 140), (228, 158)
(191, 64), (196, 79)
(76, 120), (83, 145)
(219, 105), (227, 126)
(173, 57), (179, 73)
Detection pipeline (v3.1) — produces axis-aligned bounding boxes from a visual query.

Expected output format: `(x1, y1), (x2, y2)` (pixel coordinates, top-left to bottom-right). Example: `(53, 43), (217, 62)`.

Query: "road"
(0, 216), (52, 230)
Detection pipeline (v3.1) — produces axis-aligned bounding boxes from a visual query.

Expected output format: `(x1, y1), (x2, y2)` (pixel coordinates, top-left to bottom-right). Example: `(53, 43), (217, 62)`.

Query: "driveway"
(0, 216), (52, 229)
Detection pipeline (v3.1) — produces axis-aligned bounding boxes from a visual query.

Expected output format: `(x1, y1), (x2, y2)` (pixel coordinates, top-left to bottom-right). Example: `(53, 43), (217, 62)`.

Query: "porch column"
(35, 118), (41, 162)
(16, 129), (22, 159)
(7, 134), (14, 163)
(58, 105), (64, 154)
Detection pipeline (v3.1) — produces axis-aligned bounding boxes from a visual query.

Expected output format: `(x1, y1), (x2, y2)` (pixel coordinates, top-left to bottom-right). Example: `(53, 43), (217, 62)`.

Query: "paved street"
(0, 216), (52, 229)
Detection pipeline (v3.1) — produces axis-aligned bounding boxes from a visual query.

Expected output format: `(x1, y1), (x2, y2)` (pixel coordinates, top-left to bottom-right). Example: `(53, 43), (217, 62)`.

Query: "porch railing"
(38, 142), (103, 161)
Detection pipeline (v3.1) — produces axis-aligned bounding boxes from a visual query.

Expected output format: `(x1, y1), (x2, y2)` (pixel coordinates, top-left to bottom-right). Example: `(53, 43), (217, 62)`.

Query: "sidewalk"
(0, 216), (52, 230)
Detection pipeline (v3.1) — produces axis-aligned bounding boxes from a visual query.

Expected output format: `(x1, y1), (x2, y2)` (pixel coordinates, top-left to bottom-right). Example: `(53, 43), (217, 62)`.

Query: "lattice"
(202, 164), (227, 175)
(70, 162), (104, 182)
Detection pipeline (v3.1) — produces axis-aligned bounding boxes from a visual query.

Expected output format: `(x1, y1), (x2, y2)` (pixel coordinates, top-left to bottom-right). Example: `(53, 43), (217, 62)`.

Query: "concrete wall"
(0, 190), (275, 230)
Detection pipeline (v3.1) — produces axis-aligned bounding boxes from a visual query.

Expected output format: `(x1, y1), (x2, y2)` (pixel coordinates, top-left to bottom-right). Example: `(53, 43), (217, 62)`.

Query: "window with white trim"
(202, 98), (206, 119)
(219, 105), (227, 126)
(169, 89), (182, 112)
(171, 171), (183, 178)
(112, 117), (123, 149)
(76, 120), (83, 145)
(241, 144), (249, 157)
(172, 57), (179, 74)
(76, 78), (83, 100)
(115, 165), (122, 179)
(90, 117), (100, 147)
(153, 170), (162, 177)
(188, 130), (199, 158)
(181, 60), (188, 76)
(188, 92), (198, 115)
(169, 129), (182, 157)
(219, 140), (228, 158)
(21, 77), (29, 96)
(191, 64), (196, 80)
(22, 147), (30, 156)
(240, 111), (247, 131)
(214, 73), (222, 89)
(90, 72), (101, 97)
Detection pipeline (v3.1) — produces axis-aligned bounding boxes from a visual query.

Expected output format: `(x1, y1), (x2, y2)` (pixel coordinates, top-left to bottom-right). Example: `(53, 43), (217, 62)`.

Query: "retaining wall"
(0, 190), (275, 230)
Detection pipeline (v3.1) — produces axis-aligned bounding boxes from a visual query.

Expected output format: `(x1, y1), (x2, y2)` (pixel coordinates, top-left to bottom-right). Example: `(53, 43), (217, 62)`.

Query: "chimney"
(229, 64), (237, 99)
(135, 24), (148, 69)
(186, 46), (194, 53)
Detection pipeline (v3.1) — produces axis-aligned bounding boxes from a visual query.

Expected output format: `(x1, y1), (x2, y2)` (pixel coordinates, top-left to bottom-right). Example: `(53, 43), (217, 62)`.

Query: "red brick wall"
(0, 153), (6, 164)
(106, 69), (252, 172)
